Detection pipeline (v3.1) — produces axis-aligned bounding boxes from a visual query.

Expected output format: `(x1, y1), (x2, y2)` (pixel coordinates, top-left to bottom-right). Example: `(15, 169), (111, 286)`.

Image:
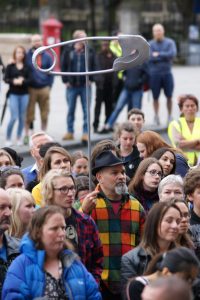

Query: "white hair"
(29, 131), (53, 148)
(158, 175), (183, 196)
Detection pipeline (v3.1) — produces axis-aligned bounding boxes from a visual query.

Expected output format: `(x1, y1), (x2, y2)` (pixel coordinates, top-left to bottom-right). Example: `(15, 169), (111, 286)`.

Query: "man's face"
(128, 114), (144, 133)
(0, 191), (12, 234)
(96, 164), (127, 196)
(101, 41), (110, 52)
(31, 135), (52, 162)
(153, 25), (164, 41)
(31, 35), (43, 49)
(74, 31), (86, 52)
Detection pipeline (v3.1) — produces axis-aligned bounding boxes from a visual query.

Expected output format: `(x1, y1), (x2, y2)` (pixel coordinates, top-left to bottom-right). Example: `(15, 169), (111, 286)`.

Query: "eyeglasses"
(146, 170), (163, 178)
(53, 185), (76, 194)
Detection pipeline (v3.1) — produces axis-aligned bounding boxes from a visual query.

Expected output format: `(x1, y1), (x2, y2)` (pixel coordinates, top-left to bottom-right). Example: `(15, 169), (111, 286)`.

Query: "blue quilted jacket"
(2, 234), (102, 300)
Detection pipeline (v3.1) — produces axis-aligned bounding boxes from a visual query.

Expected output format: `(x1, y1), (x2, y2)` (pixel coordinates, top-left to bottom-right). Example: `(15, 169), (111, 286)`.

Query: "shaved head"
(31, 34), (43, 49)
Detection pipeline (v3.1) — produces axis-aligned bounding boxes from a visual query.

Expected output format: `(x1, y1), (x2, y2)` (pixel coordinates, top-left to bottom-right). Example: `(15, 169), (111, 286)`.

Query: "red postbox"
(42, 17), (63, 71)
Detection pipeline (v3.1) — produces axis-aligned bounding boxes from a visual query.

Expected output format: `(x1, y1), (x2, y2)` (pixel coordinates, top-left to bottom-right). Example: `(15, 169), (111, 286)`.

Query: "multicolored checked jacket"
(90, 188), (145, 294)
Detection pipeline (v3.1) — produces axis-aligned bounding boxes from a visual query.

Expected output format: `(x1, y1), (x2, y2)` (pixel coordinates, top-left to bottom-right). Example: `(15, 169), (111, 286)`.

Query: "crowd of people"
(0, 22), (200, 300)
(1, 22), (176, 146)
(0, 106), (200, 299)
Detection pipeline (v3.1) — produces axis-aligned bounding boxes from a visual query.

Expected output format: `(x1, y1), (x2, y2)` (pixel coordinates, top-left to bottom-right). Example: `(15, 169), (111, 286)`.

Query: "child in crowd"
(128, 108), (145, 134)
(71, 151), (89, 177)
(116, 121), (141, 179)
(184, 167), (200, 260)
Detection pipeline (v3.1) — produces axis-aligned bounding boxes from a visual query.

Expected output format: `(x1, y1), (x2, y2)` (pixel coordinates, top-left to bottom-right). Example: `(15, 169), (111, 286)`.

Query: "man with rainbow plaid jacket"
(81, 150), (145, 300)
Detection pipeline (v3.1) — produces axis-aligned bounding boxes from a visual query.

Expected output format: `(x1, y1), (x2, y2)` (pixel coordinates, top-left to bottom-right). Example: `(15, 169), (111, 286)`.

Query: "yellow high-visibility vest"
(110, 40), (123, 79)
(168, 117), (200, 166)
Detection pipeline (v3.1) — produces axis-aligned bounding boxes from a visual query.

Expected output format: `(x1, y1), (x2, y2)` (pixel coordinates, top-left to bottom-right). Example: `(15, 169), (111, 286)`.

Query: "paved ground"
(0, 65), (200, 155)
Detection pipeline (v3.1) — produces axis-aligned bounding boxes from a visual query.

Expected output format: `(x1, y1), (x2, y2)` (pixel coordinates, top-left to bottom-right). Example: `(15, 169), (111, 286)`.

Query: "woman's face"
(15, 47), (25, 62)
(143, 163), (162, 192)
(175, 202), (190, 234)
(158, 151), (175, 176)
(5, 174), (25, 189)
(50, 153), (71, 171)
(159, 183), (184, 202)
(0, 155), (12, 168)
(72, 158), (88, 176)
(181, 99), (198, 120)
(18, 198), (35, 226)
(40, 213), (66, 256)
(158, 207), (181, 243)
(53, 177), (76, 211)
(137, 142), (147, 159)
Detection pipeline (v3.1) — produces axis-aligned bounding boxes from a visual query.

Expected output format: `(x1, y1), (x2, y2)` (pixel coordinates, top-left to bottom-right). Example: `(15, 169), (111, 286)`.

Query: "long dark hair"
(145, 247), (199, 275)
(151, 147), (176, 175)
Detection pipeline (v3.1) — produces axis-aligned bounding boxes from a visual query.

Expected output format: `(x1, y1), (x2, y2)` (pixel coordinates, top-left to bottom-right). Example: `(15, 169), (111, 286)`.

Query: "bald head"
(152, 23), (165, 41)
(0, 188), (12, 235)
(31, 34), (43, 49)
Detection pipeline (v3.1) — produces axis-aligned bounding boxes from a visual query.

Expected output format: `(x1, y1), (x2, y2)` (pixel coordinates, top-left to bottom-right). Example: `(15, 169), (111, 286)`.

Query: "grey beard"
(115, 182), (128, 195)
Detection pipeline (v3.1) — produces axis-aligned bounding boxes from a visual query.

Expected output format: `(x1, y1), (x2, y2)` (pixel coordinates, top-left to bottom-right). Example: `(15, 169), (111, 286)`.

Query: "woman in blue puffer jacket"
(2, 205), (102, 300)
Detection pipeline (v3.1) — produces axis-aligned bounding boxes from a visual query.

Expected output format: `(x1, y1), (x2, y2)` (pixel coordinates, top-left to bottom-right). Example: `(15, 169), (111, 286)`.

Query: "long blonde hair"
(0, 149), (15, 166)
(7, 188), (35, 238)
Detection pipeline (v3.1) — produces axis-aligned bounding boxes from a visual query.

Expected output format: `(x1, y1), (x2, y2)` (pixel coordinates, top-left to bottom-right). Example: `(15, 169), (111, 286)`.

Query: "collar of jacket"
(96, 184), (130, 204)
(3, 233), (20, 257)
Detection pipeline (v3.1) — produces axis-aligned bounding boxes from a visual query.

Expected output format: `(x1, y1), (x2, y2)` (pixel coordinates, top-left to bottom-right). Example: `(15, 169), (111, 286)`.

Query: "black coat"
(120, 145), (142, 179)
(123, 64), (149, 91)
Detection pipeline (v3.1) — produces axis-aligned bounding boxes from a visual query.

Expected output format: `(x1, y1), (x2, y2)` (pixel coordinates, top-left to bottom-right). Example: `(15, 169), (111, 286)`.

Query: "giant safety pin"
(32, 35), (150, 190)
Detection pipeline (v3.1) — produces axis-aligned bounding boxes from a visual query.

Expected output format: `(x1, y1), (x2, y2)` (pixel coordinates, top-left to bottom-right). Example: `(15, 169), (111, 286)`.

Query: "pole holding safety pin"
(32, 35), (150, 190)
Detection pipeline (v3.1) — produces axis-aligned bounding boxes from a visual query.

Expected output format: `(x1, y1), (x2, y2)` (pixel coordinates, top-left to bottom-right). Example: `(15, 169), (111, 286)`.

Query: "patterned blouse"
(44, 271), (68, 300)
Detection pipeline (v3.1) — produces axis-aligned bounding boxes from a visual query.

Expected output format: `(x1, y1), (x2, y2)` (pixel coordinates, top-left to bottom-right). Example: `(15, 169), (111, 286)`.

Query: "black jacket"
(61, 45), (96, 86)
(120, 145), (142, 179)
(190, 209), (200, 260)
(94, 49), (116, 89)
(123, 64), (149, 91)
(4, 63), (31, 94)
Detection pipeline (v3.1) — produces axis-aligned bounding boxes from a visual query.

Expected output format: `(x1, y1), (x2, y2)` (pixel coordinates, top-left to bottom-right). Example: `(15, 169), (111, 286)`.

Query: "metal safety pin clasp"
(32, 35), (150, 76)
